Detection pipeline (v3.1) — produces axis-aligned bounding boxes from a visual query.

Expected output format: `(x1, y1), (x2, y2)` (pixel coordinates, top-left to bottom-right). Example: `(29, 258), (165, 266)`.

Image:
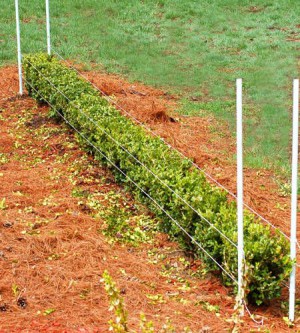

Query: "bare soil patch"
(0, 66), (299, 332)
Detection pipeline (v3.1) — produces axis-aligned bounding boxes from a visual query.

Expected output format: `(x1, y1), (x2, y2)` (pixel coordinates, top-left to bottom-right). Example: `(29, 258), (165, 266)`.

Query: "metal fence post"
(46, 0), (51, 55)
(289, 78), (299, 322)
(236, 78), (244, 315)
(15, 0), (23, 95)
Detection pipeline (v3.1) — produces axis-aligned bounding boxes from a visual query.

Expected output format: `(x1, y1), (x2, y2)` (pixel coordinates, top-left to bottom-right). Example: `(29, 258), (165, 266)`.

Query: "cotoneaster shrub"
(24, 53), (292, 305)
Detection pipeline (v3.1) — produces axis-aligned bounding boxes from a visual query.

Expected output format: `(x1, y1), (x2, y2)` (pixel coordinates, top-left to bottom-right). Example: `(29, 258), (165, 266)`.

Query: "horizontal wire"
(25, 58), (237, 248)
(27, 56), (300, 273)
(23, 77), (238, 284)
(242, 300), (264, 325)
(282, 281), (290, 290)
(52, 48), (292, 243)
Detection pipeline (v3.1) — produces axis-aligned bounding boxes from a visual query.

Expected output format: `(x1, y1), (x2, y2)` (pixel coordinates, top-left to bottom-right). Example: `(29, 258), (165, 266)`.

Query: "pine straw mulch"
(0, 66), (299, 333)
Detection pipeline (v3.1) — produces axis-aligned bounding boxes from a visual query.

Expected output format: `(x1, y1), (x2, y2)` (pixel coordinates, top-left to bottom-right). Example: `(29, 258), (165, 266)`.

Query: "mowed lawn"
(1, 0), (299, 171)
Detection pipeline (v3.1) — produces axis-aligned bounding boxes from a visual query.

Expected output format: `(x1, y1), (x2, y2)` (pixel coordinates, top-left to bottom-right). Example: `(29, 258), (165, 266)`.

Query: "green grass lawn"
(1, 0), (299, 172)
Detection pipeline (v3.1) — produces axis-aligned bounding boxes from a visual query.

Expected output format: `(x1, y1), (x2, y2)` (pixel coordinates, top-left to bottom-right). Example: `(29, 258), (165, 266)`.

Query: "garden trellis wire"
(14, 0), (299, 322)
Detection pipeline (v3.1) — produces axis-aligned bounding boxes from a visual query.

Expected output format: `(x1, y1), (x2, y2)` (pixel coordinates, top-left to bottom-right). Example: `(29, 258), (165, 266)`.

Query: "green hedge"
(24, 53), (292, 305)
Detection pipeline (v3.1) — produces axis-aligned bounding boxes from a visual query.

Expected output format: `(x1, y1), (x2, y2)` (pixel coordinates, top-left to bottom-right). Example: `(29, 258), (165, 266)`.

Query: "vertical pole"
(46, 0), (51, 55)
(236, 78), (244, 315)
(15, 0), (23, 95)
(289, 79), (299, 322)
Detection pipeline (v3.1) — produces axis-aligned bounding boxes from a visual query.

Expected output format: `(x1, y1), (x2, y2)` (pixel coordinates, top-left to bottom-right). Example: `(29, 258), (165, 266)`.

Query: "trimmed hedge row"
(24, 53), (292, 305)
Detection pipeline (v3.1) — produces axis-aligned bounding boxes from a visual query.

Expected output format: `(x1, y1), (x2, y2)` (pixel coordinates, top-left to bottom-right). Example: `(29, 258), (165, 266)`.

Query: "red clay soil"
(0, 66), (299, 333)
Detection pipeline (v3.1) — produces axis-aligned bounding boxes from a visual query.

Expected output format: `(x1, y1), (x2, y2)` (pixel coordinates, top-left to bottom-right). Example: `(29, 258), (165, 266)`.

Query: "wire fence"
(24, 55), (300, 276)
(52, 48), (293, 244)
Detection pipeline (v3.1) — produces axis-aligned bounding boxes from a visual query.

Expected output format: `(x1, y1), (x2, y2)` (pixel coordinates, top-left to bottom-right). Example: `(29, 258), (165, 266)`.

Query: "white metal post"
(289, 79), (299, 322)
(236, 78), (244, 315)
(46, 0), (51, 55)
(15, 0), (23, 95)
